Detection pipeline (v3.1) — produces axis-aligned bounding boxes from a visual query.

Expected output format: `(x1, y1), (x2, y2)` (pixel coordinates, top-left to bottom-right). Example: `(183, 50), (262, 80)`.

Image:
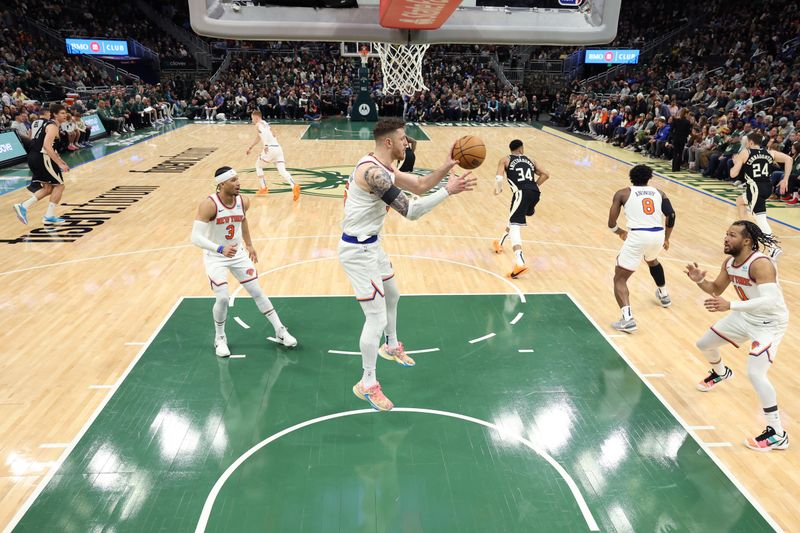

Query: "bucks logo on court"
(238, 166), (437, 198)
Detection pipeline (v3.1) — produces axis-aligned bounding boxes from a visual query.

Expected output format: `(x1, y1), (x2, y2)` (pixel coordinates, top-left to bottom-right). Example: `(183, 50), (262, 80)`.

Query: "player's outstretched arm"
(363, 165), (476, 221)
(394, 140), (458, 195)
(686, 258), (730, 296)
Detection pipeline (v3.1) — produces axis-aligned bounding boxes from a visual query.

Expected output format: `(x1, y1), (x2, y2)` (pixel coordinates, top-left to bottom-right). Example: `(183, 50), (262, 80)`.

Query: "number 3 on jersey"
(225, 224), (235, 240)
(641, 197), (655, 214)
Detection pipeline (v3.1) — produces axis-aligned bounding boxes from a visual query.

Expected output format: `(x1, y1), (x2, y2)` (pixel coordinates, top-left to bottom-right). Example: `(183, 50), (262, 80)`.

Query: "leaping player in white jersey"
(246, 109), (301, 201)
(339, 119), (476, 411)
(607, 164), (676, 333)
(686, 220), (789, 451)
(191, 166), (297, 357)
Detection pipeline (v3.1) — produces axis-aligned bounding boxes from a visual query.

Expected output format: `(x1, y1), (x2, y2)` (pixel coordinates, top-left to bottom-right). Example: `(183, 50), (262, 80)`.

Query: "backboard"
(188, 0), (621, 46)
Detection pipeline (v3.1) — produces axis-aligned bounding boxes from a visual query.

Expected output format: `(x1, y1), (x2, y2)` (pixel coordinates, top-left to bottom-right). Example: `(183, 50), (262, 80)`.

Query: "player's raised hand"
(445, 139), (459, 167)
(222, 243), (238, 257)
(445, 172), (477, 195)
(704, 294), (730, 312)
(684, 262), (706, 282)
(247, 244), (258, 263)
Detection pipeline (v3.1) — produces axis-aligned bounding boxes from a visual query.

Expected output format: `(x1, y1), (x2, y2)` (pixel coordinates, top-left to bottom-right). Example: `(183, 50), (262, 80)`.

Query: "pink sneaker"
(379, 342), (416, 367)
(353, 380), (394, 411)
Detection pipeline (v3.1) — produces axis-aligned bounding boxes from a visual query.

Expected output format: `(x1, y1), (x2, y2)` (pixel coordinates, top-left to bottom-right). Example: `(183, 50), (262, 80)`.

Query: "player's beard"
(725, 243), (741, 256)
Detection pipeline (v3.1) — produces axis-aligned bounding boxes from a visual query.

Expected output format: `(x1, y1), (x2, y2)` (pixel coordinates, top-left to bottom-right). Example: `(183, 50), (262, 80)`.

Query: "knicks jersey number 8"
(642, 197), (655, 215)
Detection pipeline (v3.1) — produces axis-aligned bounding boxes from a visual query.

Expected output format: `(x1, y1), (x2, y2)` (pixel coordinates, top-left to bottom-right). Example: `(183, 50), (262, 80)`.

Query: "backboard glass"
(188, 0), (621, 45)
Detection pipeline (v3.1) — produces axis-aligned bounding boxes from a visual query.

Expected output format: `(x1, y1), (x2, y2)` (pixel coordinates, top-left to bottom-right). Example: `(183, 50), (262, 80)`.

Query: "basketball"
(452, 135), (486, 170)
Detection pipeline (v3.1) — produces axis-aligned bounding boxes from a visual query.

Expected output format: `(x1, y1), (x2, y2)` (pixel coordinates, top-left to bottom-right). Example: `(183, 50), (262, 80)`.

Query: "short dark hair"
(373, 118), (406, 141)
(629, 164), (653, 186)
(509, 139), (523, 151)
(215, 166), (233, 178)
(49, 103), (66, 115)
(748, 130), (765, 146)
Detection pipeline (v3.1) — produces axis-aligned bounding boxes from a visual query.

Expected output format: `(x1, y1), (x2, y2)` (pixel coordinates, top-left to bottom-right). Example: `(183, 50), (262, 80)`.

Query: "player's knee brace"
(508, 225), (522, 246)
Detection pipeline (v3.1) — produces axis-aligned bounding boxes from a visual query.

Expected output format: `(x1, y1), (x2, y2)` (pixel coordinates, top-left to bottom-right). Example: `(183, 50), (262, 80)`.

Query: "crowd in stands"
(551, 0), (800, 205)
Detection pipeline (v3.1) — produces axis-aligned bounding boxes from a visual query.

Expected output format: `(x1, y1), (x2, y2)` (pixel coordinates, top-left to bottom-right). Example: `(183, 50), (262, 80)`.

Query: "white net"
(372, 42), (430, 97)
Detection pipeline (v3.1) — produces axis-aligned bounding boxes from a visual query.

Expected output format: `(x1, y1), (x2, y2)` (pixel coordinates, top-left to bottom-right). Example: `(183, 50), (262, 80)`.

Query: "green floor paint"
(302, 118), (430, 141)
(12, 295), (774, 532)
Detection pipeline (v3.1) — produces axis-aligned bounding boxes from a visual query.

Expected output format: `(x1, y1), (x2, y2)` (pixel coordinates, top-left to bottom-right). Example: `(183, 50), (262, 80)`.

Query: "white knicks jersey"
(206, 193), (246, 257)
(726, 251), (789, 323)
(624, 186), (663, 229)
(257, 120), (279, 147)
(342, 155), (394, 240)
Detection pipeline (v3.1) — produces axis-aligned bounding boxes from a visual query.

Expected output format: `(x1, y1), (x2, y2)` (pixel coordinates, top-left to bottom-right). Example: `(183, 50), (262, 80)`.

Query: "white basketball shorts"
(204, 251), (259, 287)
(616, 229), (664, 271)
(709, 312), (787, 362)
(338, 239), (394, 301)
(259, 145), (285, 164)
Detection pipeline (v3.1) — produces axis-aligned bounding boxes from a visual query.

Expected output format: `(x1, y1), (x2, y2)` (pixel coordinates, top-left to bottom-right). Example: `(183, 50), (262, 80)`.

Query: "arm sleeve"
(730, 283), (782, 313)
(191, 220), (219, 252)
(661, 197), (676, 227)
(406, 187), (450, 221)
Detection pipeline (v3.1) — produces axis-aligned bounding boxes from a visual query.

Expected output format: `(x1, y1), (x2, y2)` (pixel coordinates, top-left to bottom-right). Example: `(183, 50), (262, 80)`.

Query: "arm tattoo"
(364, 165), (409, 216)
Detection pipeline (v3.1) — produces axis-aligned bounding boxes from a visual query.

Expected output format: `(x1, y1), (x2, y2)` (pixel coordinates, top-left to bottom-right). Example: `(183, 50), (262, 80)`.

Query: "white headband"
(215, 168), (237, 185)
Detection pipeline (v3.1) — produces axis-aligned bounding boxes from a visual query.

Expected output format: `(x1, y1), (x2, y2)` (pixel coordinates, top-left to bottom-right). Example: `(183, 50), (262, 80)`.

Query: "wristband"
(609, 225), (619, 233)
(495, 175), (503, 182)
(217, 245), (224, 254)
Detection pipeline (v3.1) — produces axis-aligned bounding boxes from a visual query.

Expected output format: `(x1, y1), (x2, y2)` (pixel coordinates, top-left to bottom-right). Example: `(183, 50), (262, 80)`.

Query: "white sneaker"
(214, 335), (230, 358)
(656, 288), (672, 308)
(276, 327), (297, 348)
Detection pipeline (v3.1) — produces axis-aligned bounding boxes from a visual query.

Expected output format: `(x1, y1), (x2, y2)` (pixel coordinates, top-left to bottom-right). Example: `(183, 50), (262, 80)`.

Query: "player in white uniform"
(339, 119), (476, 411)
(191, 166), (297, 357)
(686, 220), (789, 451)
(607, 164), (676, 332)
(246, 109), (300, 201)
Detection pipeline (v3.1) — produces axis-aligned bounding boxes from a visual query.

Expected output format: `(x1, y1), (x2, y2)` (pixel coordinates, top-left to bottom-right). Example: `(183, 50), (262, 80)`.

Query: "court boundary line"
(1, 297), (185, 533)
(565, 292), (784, 533)
(538, 127), (800, 233)
(193, 407), (600, 532)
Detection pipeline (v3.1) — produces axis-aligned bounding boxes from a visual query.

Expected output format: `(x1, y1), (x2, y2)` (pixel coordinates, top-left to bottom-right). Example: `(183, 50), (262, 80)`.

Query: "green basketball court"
(9, 294), (777, 532)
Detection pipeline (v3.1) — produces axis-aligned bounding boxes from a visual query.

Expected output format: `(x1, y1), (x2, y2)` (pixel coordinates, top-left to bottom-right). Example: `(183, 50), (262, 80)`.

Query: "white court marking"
(228, 354), (246, 359)
(689, 426), (716, 431)
(468, 332), (496, 344)
(328, 350), (360, 355)
(566, 292), (783, 532)
(88, 385), (114, 390)
(705, 442), (734, 448)
(38, 443), (70, 449)
(510, 312), (524, 325)
(233, 317), (250, 329)
(193, 407), (600, 532)
(124, 342), (146, 346)
(406, 348), (440, 355)
(641, 373), (666, 378)
(518, 349), (535, 353)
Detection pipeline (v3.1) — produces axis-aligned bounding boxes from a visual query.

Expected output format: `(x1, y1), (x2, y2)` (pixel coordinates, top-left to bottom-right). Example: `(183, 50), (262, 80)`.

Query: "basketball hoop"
(358, 45), (370, 67)
(372, 42), (430, 97)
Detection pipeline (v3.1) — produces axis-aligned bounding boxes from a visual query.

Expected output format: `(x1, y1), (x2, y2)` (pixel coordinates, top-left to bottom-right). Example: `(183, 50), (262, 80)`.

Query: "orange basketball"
(452, 135), (486, 170)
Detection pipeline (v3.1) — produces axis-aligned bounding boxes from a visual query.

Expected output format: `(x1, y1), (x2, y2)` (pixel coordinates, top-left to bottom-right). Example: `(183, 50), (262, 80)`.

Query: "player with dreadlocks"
(685, 220), (789, 451)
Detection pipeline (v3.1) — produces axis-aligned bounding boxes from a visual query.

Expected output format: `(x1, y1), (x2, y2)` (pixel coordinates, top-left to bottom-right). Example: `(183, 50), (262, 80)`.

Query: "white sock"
(657, 286), (669, 297)
(46, 202), (57, 217)
(259, 176), (267, 189)
(22, 196), (38, 209)
(765, 409), (784, 435)
(711, 359), (727, 376)
(621, 305), (633, 321)
(514, 249), (524, 266)
(263, 309), (284, 334)
(385, 334), (398, 350)
(214, 321), (225, 337)
(362, 367), (377, 388)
